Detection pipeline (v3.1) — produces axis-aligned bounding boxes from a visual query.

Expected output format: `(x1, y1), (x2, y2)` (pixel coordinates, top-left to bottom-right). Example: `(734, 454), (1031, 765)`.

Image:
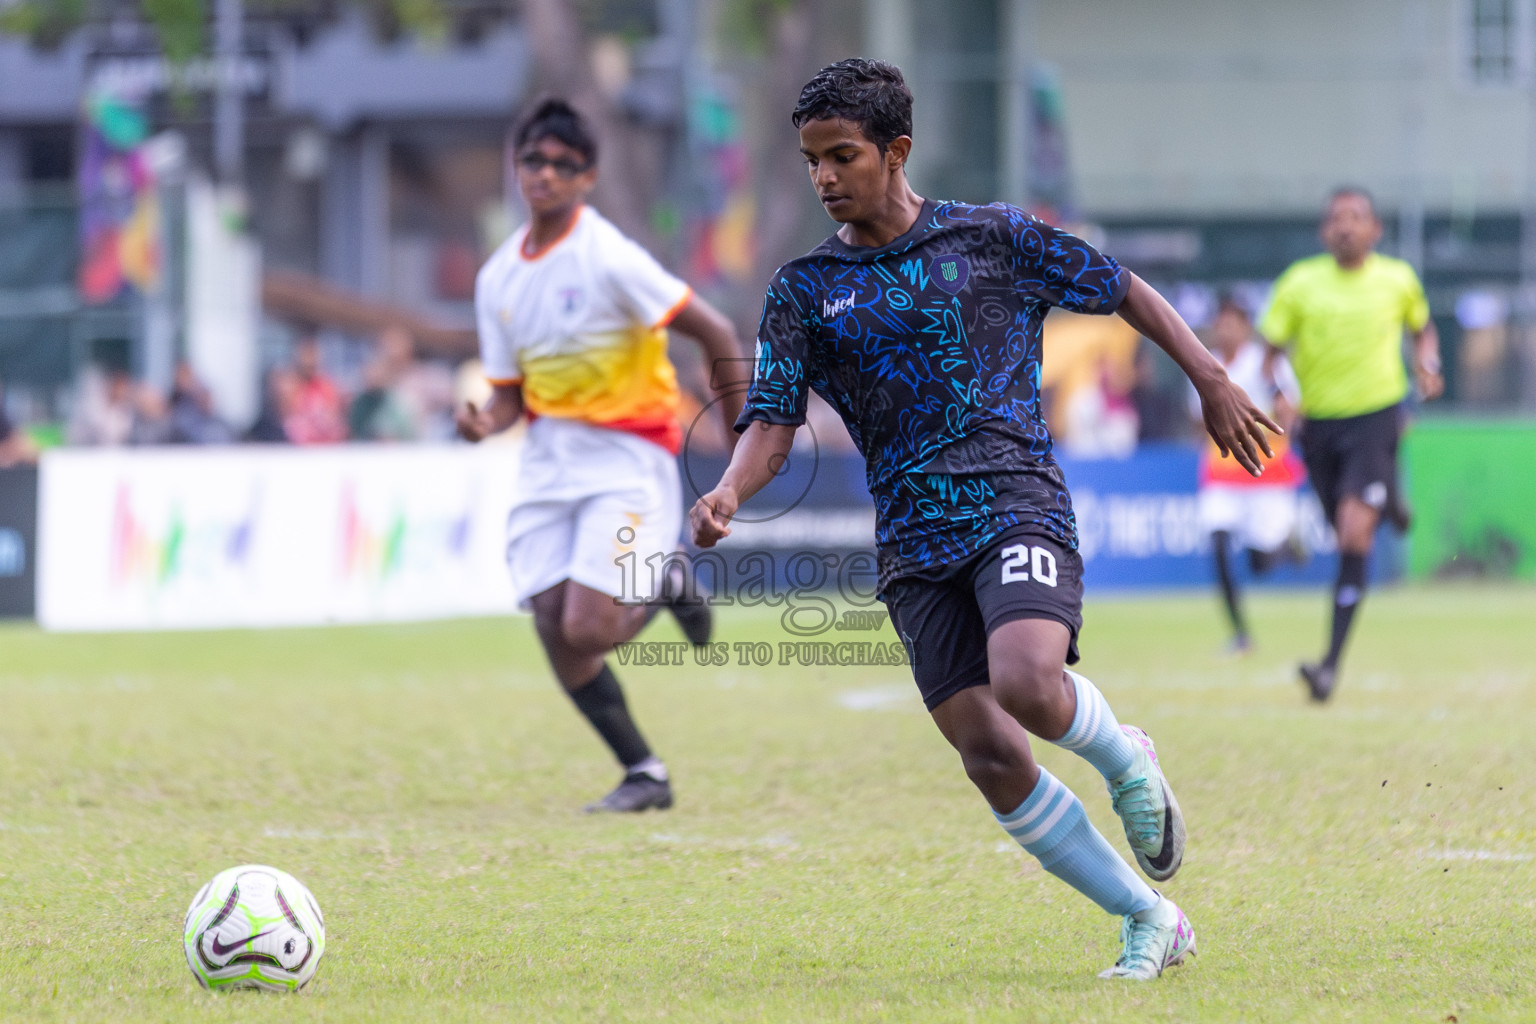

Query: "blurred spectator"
(0, 378), (39, 466)
(283, 334), (348, 444)
(130, 387), (172, 445)
(167, 362), (234, 444)
(1041, 309), (1141, 454)
(67, 365), (170, 446)
(349, 359), (417, 441)
(350, 325), (456, 441)
(1131, 343), (1186, 442)
(350, 326), (419, 441)
(1061, 354), (1138, 458)
(1454, 290), (1511, 405)
(246, 368), (295, 443)
(386, 326), (456, 440)
(67, 365), (132, 445)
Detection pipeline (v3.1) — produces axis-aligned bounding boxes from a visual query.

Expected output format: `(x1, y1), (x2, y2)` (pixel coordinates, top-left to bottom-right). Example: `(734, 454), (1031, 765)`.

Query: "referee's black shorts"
(1296, 402), (1403, 524)
(881, 526), (1083, 712)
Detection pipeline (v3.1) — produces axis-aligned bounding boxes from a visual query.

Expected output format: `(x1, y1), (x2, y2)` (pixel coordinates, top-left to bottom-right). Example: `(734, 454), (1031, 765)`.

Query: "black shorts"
(880, 527), (1084, 711)
(1297, 403), (1403, 524)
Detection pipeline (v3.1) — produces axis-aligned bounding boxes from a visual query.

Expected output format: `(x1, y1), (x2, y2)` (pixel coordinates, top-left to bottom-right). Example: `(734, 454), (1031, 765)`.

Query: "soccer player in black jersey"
(690, 59), (1280, 981)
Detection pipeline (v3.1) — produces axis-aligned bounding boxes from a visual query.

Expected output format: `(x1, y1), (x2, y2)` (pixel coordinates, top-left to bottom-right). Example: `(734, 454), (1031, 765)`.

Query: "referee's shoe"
(585, 770), (674, 813)
(1299, 661), (1337, 702)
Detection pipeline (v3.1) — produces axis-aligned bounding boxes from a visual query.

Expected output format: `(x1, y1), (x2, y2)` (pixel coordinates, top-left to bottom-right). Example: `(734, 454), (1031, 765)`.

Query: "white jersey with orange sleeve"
(475, 204), (693, 454)
(1189, 340), (1304, 489)
(1190, 340), (1306, 551)
(474, 205), (693, 608)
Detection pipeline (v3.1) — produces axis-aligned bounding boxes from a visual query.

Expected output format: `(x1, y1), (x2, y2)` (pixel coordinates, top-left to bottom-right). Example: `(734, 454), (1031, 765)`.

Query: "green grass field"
(2, 586), (1533, 1022)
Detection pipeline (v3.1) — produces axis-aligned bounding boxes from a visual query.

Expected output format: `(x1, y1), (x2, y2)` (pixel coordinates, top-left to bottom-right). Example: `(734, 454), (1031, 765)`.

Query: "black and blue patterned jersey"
(737, 198), (1131, 588)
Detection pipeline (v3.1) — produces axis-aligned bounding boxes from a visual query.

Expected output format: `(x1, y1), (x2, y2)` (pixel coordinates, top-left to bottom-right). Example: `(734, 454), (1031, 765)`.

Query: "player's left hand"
(1198, 375), (1282, 478)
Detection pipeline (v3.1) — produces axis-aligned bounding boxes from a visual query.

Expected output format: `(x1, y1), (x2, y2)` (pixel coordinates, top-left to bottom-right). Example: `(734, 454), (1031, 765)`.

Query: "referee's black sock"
(1212, 532), (1248, 640)
(568, 663), (654, 769)
(1323, 553), (1368, 669)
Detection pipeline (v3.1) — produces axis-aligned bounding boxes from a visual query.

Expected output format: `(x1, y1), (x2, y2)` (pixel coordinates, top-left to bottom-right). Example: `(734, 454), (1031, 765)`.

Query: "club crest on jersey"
(558, 286), (585, 315)
(931, 255), (970, 295)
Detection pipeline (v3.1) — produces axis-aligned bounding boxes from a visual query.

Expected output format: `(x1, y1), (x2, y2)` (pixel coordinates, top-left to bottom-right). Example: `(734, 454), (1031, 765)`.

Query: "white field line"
(648, 832), (798, 851)
(261, 827), (384, 841)
(1424, 847), (1532, 863)
(836, 685), (918, 711)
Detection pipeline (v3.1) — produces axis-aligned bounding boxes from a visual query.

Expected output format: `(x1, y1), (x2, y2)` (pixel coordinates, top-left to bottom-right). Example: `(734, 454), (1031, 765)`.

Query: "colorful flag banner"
(78, 92), (162, 304)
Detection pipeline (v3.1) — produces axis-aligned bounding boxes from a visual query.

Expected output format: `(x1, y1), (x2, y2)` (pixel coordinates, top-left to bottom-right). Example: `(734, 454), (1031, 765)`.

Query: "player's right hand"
(455, 401), (493, 443)
(1198, 376), (1283, 478)
(690, 485), (739, 548)
(1415, 360), (1445, 401)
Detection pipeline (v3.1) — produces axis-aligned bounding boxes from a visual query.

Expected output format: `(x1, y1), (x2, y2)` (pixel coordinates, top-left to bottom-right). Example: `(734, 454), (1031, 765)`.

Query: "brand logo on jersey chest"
(931, 255), (970, 294)
(823, 285), (856, 319)
(558, 286), (585, 315)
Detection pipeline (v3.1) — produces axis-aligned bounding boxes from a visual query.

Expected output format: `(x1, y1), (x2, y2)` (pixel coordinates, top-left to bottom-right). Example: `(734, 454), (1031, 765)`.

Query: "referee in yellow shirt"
(1260, 188), (1443, 702)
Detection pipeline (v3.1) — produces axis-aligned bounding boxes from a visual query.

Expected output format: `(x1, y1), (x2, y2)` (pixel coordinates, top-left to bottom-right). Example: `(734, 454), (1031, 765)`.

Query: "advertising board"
(35, 439), (1396, 632)
(37, 445), (520, 630)
(0, 465), (37, 618)
(684, 444), (1381, 594)
(1403, 420), (1536, 580)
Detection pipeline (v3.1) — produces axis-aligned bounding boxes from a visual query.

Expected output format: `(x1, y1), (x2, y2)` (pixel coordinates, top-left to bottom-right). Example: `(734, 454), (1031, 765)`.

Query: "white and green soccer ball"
(183, 864), (326, 991)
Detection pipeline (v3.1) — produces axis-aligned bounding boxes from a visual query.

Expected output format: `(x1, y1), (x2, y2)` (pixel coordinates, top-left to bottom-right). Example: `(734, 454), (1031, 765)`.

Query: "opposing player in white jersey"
(1191, 299), (1305, 654)
(458, 99), (743, 813)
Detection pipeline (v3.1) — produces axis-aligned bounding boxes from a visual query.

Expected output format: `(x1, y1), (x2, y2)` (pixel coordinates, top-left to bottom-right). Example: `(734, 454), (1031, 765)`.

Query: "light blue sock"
(994, 767), (1157, 916)
(1050, 670), (1136, 780)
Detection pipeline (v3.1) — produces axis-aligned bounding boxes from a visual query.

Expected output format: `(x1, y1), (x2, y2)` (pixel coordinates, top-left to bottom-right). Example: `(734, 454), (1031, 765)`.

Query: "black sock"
(567, 664), (653, 769)
(1247, 547), (1277, 575)
(638, 562), (694, 625)
(1324, 553), (1368, 668)
(1212, 532), (1247, 639)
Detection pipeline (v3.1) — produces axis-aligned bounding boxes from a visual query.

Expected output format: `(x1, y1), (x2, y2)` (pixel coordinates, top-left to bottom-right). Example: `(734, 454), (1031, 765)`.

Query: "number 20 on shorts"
(1000, 544), (1058, 587)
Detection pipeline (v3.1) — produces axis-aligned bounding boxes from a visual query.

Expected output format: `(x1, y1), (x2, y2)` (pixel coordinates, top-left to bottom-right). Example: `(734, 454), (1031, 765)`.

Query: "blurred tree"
(734, 0), (815, 292)
(0, 0), (835, 328)
(519, 0), (657, 246)
(0, 0), (86, 49)
(142, 0), (207, 65)
(718, 0), (794, 56)
(0, 0), (455, 55)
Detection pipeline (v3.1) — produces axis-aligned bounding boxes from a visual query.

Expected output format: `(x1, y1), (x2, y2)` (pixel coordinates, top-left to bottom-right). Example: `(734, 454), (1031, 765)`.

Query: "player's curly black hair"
(791, 58), (913, 152)
(515, 98), (598, 167)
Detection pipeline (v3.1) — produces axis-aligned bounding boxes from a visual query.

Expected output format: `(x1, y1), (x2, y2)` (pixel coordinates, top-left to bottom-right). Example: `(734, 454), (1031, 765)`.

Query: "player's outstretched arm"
(1116, 274), (1281, 477)
(670, 297), (748, 440)
(690, 420), (797, 548)
(456, 382), (524, 443)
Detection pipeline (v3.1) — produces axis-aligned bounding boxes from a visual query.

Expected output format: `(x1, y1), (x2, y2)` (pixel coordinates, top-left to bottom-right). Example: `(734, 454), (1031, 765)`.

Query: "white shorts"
(505, 417), (683, 610)
(1198, 485), (1298, 553)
